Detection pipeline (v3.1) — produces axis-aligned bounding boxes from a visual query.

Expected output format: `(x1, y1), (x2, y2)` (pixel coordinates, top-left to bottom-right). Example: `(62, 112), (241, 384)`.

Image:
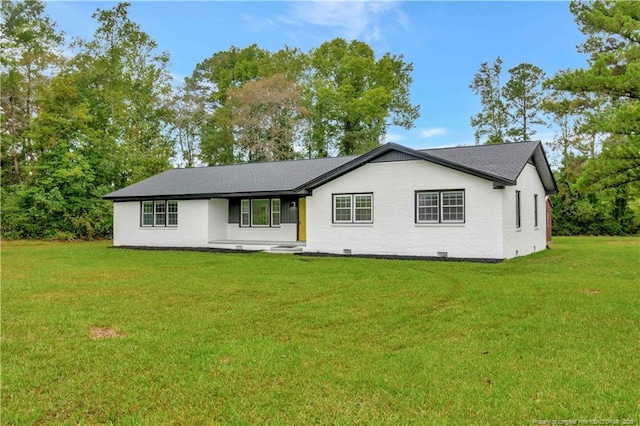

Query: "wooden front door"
(298, 197), (306, 241)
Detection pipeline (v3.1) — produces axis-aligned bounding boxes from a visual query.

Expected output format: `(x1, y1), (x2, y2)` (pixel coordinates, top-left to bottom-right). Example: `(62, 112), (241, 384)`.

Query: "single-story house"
(103, 141), (558, 260)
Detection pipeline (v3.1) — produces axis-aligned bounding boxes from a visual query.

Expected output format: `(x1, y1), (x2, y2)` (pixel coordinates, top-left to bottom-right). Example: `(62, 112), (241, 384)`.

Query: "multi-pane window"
(142, 201), (154, 226)
(417, 192), (439, 222)
(333, 193), (373, 223)
(141, 200), (177, 227)
(354, 195), (372, 222)
(240, 198), (280, 227)
(241, 200), (250, 227)
(334, 195), (352, 222)
(167, 201), (178, 226)
(154, 201), (166, 226)
(416, 190), (465, 223)
(516, 190), (522, 228)
(271, 199), (281, 226)
(442, 191), (464, 222)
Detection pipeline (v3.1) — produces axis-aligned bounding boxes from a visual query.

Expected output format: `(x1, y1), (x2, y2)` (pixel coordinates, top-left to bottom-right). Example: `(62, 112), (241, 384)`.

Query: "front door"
(298, 197), (306, 241)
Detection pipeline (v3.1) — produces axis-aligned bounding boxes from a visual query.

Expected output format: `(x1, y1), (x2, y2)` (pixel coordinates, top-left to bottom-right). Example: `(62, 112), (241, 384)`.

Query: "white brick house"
(103, 141), (557, 260)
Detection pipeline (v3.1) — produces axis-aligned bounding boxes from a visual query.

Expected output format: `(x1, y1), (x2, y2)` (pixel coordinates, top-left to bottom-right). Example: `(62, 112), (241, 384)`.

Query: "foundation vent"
(437, 251), (448, 258)
(343, 249), (352, 255)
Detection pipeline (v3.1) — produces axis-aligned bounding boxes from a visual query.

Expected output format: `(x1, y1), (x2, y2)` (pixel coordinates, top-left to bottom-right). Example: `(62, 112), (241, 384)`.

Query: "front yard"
(1, 237), (638, 424)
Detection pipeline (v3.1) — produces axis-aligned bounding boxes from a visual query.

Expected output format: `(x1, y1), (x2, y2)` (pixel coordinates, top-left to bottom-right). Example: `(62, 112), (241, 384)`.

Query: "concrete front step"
(268, 245), (304, 253)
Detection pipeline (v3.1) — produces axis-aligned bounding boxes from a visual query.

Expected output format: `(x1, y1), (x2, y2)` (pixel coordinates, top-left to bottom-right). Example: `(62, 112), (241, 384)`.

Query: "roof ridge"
(170, 154), (360, 171)
(422, 140), (541, 152)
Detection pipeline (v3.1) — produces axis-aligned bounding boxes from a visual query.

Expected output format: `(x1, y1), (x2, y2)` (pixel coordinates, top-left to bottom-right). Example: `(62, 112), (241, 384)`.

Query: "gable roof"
(300, 141), (557, 194)
(103, 141), (557, 201)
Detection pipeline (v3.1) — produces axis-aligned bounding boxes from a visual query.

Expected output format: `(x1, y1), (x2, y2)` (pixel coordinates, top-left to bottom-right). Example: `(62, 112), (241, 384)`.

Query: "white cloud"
(384, 133), (404, 143)
(420, 127), (448, 139)
(281, 1), (407, 43)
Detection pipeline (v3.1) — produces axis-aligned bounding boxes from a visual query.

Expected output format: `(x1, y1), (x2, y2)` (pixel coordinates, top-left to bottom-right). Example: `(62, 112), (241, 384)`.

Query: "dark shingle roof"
(422, 141), (541, 184)
(103, 155), (357, 200)
(104, 141), (557, 200)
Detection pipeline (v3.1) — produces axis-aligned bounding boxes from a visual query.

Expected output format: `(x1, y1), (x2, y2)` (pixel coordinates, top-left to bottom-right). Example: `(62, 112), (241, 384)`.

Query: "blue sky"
(45, 1), (589, 150)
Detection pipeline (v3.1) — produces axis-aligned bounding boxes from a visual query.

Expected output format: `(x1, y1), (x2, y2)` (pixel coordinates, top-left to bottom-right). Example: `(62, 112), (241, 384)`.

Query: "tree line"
(1, 0), (637, 240)
(469, 0), (639, 235)
(0, 1), (418, 239)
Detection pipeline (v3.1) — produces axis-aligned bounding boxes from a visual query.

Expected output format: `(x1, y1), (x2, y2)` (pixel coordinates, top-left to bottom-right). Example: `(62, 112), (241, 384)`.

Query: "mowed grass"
(1, 237), (639, 425)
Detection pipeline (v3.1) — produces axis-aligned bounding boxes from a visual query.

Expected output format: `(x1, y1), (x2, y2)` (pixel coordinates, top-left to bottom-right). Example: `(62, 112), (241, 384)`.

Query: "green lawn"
(2, 237), (639, 425)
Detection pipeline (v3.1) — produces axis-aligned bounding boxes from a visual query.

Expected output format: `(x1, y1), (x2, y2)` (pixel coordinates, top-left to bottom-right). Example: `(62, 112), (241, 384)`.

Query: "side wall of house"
(501, 164), (547, 259)
(305, 160), (505, 259)
(113, 200), (209, 247)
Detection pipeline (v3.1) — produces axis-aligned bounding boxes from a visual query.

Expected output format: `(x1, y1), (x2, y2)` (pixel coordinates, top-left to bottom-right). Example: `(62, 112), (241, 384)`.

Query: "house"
(103, 141), (557, 260)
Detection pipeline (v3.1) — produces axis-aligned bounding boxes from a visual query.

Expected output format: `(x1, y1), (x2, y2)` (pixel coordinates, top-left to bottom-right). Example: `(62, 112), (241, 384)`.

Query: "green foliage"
(1, 2), (173, 240)
(547, 0), (640, 190)
(469, 59), (546, 144)
(469, 57), (507, 144)
(502, 63), (547, 141)
(551, 154), (638, 236)
(306, 38), (419, 156)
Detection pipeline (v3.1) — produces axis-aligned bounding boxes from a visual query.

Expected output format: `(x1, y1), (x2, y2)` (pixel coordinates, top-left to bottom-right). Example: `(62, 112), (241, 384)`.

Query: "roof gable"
(301, 142), (557, 193)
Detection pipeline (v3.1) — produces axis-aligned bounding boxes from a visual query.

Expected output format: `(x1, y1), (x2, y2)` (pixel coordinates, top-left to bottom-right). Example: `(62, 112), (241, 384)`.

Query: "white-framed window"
(141, 201), (154, 226)
(154, 201), (166, 226)
(167, 201), (178, 226)
(333, 193), (373, 224)
(240, 198), (281, 227)
(516, 190), (522, 228)
(271, 199), (281, 226)
(241, 199), (250, 227)
(534, 194), (539, 228)
(334, 195), (352, 222)
(416, 192), (439, 223)
(416, 190), (465, 224)
(141, 200), (178, 227)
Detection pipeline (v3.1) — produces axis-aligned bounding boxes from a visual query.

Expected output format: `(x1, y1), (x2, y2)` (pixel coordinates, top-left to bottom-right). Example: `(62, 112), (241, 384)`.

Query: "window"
(141, 200), (178, 227)
(251, 199), (270, 226)
(534, 194), (538, 228)
(154, 201), (166, 226)
(142, 201), (154, 226)
(333, 193), (373, 223)
(516, 191), (521, 228)
(241, 200), (250, 227)
(271, 199), (281, 226)
(417, 192), (439, 222)
(416, 190), (465, 223)
(167, 201), (178, 226)
(240, 198), (280, 227)
(334, 195), (352, 222)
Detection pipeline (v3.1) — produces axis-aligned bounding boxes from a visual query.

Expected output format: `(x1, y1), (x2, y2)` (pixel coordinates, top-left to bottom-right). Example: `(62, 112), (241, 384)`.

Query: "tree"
(306, 38), (419, 156)
(169, 81), (206, 168)
(0, 0), (64, 186)
(71, 2), (175, 185)
(228, 74), (308, 162)
(547, 0), (640, 190)
(469, 57), (508, 145)
(188, 44), (271, 165)
(502, 63), (547, 141)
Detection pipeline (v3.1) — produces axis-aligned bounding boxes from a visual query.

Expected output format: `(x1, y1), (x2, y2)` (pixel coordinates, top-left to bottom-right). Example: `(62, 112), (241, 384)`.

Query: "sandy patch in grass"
(578, 288), (601, 294)
(90, 327), (125, 339)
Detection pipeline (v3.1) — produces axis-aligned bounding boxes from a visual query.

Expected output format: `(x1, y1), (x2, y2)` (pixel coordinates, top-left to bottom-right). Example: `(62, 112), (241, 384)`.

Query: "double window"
(240, 199), (280, 227)
(141, 200), (178, 227)
(333, 193), (373, 223)
(415, 190), (465, 223)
